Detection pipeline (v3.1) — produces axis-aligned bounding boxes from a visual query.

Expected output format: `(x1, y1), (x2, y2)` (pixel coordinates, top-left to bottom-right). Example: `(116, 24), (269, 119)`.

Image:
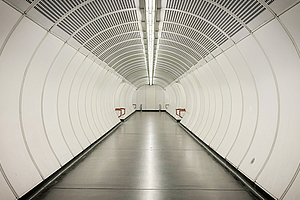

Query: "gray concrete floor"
(38, 112), (255, 200)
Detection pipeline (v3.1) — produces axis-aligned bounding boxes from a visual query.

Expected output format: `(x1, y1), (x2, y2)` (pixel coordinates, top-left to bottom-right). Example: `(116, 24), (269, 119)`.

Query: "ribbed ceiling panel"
(23, 0), (147, 87)
(153, 0), (275, 86)
(73, 10), (138, 43)
(20, 0), (276, 88)
(105, 45), (144, 64)
(83, 22), (139, 51)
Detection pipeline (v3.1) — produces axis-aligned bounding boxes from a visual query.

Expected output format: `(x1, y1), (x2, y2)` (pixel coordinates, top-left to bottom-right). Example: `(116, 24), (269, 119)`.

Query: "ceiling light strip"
(146, 0), (155, 85)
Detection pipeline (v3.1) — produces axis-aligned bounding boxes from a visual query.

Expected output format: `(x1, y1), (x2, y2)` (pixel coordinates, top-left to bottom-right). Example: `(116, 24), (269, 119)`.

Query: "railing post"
(115, 107), (126, 118)
(176, 108), (186, 118)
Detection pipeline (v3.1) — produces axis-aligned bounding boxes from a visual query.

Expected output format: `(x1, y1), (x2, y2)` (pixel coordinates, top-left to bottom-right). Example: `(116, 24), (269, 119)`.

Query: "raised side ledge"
(178, 122), (276, 200)
(165, 110), (181, 122)
(20, 122), (122, 200)
(121, 110), (137, 122)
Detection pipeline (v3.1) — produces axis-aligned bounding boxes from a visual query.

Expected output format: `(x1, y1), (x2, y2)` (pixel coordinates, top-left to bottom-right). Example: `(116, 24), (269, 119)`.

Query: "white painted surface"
(209, 59), (231, 149)
(43, 44), (76, 164)
(88, 65), (105, 137)
(192, 69), (209, 137)
(57, 52), (86, 156)
(173, 8), (300, 198)
(215, 54), (243, 158)
(255, 19), (300, 198)
(283, 172), (300, 200)
(0, 18), (44, 196)
(225, 43), (258, 168)
(280, 2), (300, 50)
(270, 0), (299, 15)
(180, 78), (193, 128)
(69, 58), (94, 144)
(0, 3), (136, 199)
(77, 62), (99, 143)
(0, 1), (20, 48)
(136, 85), (166, 110)
(21, 33), (62, 178)
(236, 36), (278, 180)
(145, 85), (155, 110)
(202, 61), (223, 146)
(0, 172), (16, 200)
(115, 83), (136, 119)
(87, 66), (106, 136)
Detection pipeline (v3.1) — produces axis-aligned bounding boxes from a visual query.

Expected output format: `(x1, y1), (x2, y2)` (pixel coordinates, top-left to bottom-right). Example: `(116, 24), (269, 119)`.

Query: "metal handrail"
(176, 108), (186, 118)
(115, 108), (126, 117)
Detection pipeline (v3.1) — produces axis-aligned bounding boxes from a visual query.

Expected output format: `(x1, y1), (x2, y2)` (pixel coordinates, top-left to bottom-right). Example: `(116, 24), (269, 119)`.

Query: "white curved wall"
(115, 82), (136, 119)
(165, 83), (186, 120)
(0, 1), (135, 199)
(166, 2), (300, 199)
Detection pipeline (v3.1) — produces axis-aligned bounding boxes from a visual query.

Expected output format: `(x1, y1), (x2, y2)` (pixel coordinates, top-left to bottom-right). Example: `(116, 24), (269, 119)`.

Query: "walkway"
(38, 112), (254, 200)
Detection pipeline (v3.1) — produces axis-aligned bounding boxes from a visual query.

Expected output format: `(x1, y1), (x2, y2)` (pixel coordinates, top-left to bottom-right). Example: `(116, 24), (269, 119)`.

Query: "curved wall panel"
(254, 19), (300, 199)
(208, 59), (231, 149)
(57, 52), (87, 155)
(89, 66), (106, 135)
(235, 35), (278, 180)
(166, 83), (186, 120)
(74, 60), (98, 144)
(179, 77), (193, 127)
(201, 65), (220, 142)
(78, 62), (101, 142)
(165, 84), (180, 119)
(115, 83), (126, 109)
(214, 53), (243, 158)
(0, 172), (16, 200)
(170, 3), (300, 199)
(225, 43), (259, 168)
(43, 44), (76, 165)
(190, 69), (208, 137)
(21, 33), (63, 178)
(114, 82), (136, 119)
(69, 58), (94, 145)
(104, 74), (122, 127)
(202, 62), (223, 145)
(0, 16), (44, 197)
(181, 72), (200, 131)
(0, 2), (134, 199)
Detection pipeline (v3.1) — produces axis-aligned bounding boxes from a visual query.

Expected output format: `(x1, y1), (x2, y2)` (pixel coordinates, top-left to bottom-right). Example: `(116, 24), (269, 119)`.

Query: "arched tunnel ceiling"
(7, 0), (274, 88)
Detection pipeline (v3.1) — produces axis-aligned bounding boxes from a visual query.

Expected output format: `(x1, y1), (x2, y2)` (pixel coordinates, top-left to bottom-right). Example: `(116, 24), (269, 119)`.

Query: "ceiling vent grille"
(98, 39), (142, 60)
(163, 22), (217, 53)
(22, 0), (275, 87)
(59, 3), (136, 35)
(92, 32), (141, 57)
(164, 10), (228, 46)
(158, 45), (198, 64)
(104, 45), (144, 63)
(161, 29), (209, 58)
(31, 0), (88, 23)
(83, 22), (140, 51)
(73, 10), (138, 43)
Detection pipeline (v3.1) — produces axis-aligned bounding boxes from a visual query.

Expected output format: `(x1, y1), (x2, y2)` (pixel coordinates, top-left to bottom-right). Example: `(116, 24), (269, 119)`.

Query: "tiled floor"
(37, 112), (255, 200)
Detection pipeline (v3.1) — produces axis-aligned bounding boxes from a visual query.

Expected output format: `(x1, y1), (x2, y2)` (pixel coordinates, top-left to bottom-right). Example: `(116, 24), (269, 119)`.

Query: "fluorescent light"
(146, 0), (155, 85)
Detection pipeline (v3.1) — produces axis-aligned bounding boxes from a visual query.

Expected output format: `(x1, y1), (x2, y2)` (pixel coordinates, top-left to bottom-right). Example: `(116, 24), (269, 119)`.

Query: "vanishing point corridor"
(38, 112), (254, 200)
